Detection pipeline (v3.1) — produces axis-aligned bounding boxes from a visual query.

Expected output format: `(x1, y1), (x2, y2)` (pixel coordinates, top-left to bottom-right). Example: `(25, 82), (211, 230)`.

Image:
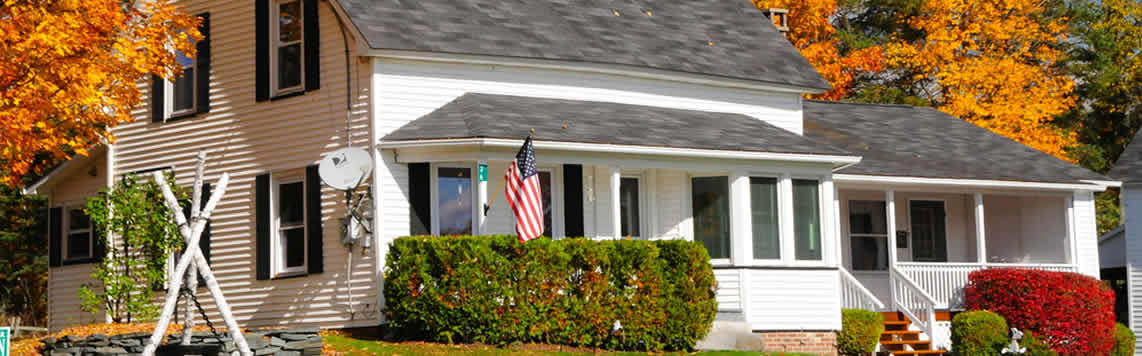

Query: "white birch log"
(142, 172), (251, 356)
(182, 152), (206, 345)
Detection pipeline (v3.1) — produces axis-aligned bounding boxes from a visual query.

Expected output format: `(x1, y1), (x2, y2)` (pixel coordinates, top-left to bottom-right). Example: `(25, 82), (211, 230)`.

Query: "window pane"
(794, 179), (821, 260)
(851, 236), (888, 270)
(279, 182), (304, 225)
(438, 167), (472, 235)
(277, 44), (302, 90)
(750, 177), (779, 259)
(173, 67), (195, 112)
(620, 177), (640, 238)
(539, 171), (552, 237)
(849, 200), (887, 235)
(69, 209), (89, 230)
(68, 232), (90, 259)
(278, 1), (302, 42)
(283, 227), (305, 268)
(692, 176), (729, 259)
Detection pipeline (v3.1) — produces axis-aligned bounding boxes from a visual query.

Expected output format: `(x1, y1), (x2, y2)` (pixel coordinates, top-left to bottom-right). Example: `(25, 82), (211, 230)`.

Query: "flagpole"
(484, 129), (534, 215)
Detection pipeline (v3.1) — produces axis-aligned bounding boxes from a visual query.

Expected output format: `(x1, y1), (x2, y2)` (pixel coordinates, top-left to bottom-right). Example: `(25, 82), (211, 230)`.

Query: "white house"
(1106, 130), (1142, 355)
(27, 0), (1116, 354)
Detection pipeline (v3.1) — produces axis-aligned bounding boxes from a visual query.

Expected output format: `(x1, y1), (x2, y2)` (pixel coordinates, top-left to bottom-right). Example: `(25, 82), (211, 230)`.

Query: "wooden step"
(880, 340), (933, 351)
(883, 320), (910, 331)
(880, 330), (922, 341)
(889, 350), (946, 356)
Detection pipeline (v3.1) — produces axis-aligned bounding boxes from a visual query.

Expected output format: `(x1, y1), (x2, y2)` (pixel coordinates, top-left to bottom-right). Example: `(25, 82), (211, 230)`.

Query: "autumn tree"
(0, 0), (201, 187)
(885, 0), (1077, 161)
(752, 0), (886, 100)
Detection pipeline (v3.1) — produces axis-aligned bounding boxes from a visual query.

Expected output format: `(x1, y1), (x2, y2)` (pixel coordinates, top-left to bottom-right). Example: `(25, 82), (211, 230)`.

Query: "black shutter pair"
(255, 0), (320, 102)
(405, 163), (586, 237)
(255, 165), (324, 280)
(151, 12), (212, 123)
(48, 207), (107, 267)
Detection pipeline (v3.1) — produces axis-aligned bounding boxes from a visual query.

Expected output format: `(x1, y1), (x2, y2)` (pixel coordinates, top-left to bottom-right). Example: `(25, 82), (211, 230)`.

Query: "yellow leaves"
(0, 0), (200, 186)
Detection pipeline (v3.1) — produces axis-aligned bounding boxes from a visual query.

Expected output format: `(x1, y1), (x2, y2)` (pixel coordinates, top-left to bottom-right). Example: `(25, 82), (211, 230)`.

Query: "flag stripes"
(504, 137), (544, 242)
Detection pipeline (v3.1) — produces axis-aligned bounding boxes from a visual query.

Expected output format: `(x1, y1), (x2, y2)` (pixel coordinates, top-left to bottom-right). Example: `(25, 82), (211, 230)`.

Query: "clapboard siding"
(47, 153), (108, 331)
(1124, 185), (1142, 340)
(1072, 191), (1100, 278)
(43, 0), (380, 330)
(745, 269), (842, 331)
(714, 269), (742, 312)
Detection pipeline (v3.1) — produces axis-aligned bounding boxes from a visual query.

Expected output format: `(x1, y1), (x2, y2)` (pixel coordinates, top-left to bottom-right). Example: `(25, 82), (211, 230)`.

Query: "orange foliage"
(11, 322), (211, 355)
(0, 0), (201, 186)
(886, 0), (1077, 160)
(752, 0), (884, 100)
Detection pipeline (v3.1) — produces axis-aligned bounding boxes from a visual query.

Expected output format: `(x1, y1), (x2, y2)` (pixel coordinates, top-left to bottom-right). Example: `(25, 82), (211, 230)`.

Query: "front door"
(910, 200), (947, 262)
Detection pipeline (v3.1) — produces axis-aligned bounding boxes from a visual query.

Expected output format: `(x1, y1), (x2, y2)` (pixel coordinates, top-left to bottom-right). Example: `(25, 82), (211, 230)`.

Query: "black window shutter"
(93, 227), (107, 262)
(200, 183), (213, 264)
(255, 173), (271, 280)
(563, 164), (584, 237)
(303, 0), (320, 92)
(408, 163), (431, 235)
(151, 75), (164, 122)
(49, 207), (62, 267)
(254, 0), (269, 102)
(195, 13), (211, 115)
(305, 165), (323, 274)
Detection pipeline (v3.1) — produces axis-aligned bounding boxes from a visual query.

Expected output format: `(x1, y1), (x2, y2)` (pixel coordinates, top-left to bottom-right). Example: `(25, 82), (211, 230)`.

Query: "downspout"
(326, 0), (360, 321)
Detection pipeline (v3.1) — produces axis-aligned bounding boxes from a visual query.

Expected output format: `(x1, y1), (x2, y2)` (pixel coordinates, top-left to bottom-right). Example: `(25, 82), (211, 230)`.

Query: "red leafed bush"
(963, 268), (1115, 355)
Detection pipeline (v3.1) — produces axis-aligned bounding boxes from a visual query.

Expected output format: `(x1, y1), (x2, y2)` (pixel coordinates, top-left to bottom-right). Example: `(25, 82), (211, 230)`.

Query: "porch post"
(610, 166), (621, 240)
(974, 193), (987, 264)
(729, 171), (752, 265)
(886, 190), (898, 267)
(476, 160), (488, 235)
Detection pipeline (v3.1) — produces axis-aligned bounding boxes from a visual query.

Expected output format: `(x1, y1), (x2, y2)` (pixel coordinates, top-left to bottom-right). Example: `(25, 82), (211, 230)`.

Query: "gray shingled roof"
(803, 100), (1111, 184)
(383, 93), (851, 157)
(335, 0), (831, 91)
(1110, 130), (1142, 182)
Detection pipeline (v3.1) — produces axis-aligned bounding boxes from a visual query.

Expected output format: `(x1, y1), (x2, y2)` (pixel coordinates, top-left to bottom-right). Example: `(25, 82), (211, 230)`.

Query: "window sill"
(165, 111), (202, 123)
(269, 90), (306, 101)
(271, 271), (309, 280)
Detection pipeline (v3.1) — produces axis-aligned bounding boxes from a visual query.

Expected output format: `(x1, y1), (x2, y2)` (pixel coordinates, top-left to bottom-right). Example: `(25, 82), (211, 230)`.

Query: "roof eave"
(833, 173), (1113, 192)
(378, 137), (861, 167)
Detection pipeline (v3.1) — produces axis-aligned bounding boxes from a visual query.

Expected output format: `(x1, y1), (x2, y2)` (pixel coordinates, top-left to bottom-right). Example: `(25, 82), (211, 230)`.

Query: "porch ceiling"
(382, 93), (855, 158)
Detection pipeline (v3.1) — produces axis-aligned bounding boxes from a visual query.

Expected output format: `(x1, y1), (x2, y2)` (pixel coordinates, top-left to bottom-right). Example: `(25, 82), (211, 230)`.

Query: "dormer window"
(761, 8), (790, 33)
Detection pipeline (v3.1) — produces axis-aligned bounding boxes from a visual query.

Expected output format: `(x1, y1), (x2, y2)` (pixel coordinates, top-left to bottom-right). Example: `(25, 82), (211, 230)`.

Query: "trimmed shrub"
(383, 235), (717, 351)
(963, 268), (1116, 355)
(1019, 330), (1058, 356)
(951, 310), (1008, 356)
(1113, 323), (1135, 356)
(837, 309), (884, 355)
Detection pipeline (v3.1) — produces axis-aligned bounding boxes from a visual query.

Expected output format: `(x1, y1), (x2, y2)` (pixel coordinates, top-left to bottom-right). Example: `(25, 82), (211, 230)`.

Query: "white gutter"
(378, 138), (861, 166)
(833, 174), (1112, 192)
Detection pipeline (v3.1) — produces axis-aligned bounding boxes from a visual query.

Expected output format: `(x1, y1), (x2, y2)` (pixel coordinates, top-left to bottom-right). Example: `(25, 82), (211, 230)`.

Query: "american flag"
(504, 136), (544, 242)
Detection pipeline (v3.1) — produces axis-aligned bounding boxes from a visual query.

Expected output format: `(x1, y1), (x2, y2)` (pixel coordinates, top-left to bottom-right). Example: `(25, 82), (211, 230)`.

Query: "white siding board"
(745, 269), (841, 331)
(1072, 191), (1100, 278)
(1123, 185), (1142, 353)
(714, 269), (742, 312)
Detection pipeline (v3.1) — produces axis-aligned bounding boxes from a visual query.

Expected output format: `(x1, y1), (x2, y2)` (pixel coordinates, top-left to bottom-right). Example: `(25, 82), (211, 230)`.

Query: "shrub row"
(963, 268), (1116, 355)
(383, 235), (717, 351)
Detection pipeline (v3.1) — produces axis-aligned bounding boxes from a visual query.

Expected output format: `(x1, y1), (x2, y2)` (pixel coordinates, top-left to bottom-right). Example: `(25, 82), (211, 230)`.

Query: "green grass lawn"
(322, 334), (820, 356)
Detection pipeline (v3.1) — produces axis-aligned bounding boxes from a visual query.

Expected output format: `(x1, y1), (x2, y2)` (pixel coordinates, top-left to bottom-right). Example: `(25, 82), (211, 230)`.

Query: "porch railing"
(895, 262), (1078, 309)
(890, 266), (937, 341)
(839, 267), (885, 311)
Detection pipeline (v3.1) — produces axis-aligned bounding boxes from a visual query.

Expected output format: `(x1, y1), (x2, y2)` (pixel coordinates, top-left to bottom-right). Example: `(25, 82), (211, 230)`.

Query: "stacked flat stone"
(38, 328), (322, 356)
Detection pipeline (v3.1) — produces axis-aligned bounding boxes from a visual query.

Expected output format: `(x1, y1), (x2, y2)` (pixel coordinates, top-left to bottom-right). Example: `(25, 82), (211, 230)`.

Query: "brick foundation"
(758, 331), (838, 355)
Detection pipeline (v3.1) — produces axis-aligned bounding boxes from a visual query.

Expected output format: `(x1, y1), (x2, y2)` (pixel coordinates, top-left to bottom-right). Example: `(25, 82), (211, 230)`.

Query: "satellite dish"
(318, 147), (373, 190)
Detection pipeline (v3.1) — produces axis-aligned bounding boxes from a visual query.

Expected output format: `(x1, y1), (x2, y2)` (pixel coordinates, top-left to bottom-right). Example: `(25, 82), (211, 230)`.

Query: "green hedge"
(951, 310), (1008, 356)
(1019, 329), (1058, 356)
(837, 309), (884, 355)
(1113, 323), (1136, 356)
(383, 235), (718, 351)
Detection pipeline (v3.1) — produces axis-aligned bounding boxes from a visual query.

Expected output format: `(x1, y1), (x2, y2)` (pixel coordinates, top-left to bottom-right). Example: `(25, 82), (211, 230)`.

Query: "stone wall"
(758, 330), (838, 355)
(38, 327), (322, 355)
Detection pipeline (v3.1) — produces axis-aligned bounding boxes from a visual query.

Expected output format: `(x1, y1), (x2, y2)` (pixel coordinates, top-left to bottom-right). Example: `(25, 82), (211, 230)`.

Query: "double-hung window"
(619, 176), (642, 239)
(849, 200), (888, 270)
(750, 177), (780, 260)
(66, 208), (93, 262)
(272, 0), (305, 95)
(275, 178), (307, 276)
(691, 176), (730, 260)
(793, 179), (822, 261)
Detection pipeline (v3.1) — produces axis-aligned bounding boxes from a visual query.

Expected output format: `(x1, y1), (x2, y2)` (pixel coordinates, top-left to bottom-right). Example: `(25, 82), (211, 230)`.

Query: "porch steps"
(879, 312), (946, 356)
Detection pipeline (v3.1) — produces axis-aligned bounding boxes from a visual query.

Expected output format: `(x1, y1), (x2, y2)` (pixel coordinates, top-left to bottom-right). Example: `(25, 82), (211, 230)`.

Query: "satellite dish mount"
(318, 147), (374, 246)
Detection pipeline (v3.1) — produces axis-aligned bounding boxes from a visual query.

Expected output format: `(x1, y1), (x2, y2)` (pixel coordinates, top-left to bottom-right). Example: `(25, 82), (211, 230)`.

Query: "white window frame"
(272, 174), (307, 278)
(430, 163), (477, 236)
(847, 199), (890, 272)
(747, 174), (783, 264)
(62, 206), (94, 262)
(686, 173), (732, 266)
(789, 176), (826, 265)
(618, 174), (647, 240)
(536, 167), (564, 238)
(166, 56), (196, 118)
(269, 0), (305, 96)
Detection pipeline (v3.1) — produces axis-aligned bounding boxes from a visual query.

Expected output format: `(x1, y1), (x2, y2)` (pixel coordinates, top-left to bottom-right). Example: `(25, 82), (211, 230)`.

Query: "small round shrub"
(837, 309), (884, 355)
(1019, 329), (1058, 356)
(1112, 323), (1136, 356)
(951, 310), (1008, 356)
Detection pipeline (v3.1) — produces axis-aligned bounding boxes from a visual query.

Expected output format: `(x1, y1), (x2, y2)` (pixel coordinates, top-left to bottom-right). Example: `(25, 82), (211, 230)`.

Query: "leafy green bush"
(951, 310), (1008, 356)
(837, 309), (883, 355)
(1020, 329), (1058, 356)
(383, 235), (717, 351)
(1113, 323), (1135, 356)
